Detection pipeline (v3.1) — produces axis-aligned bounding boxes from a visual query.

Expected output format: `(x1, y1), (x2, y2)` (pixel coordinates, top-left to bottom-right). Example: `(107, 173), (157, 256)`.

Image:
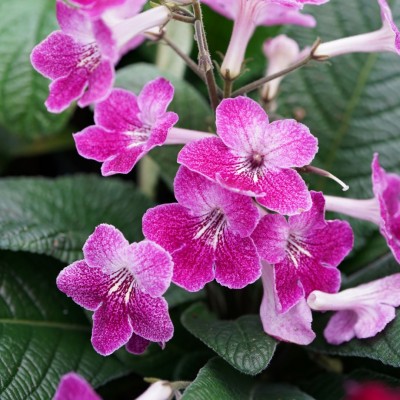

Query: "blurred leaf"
(280, 0), (400, 252)
(0, 251), (132, 400)
(0, 0), (73, 139)
(182, 358), (315, 400)
(0, 175), (152, 263)
(164, 284), (205, 309)
(181, 303), (277, 375)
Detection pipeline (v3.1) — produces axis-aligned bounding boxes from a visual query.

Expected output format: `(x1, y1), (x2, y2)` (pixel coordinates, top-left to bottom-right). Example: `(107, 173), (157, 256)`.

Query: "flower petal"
(125, 333), (150, 355)
(215, 96), (269, 153)
(127, 241), (173, 297)
(54, 372), (101, 400)
(251, 214), (289, 264)
(128, 291), (173, 342)
(214, 231), (261, 289)
(56, 260), (107, 311)
(101, 146), (145, 176)
(323, 310), (358, 345)
(260, 264), (315, 345)
(146, 112), (179, 149)
(83, 224), (129, 272)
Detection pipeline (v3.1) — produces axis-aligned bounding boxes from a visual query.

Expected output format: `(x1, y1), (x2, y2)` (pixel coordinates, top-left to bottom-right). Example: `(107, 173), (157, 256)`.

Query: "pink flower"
(54, 373), (100, 400)
(178, 96), (318, 215)
(31, 0), (170, 112)
(74, 78), (179, 176)
(57, 224), (174, 356)
(69, 0), (129, 19)
(324, 154), (400, 263)
(260, 263), (316, 345)
(314, 0), (400, 58)
(201, 0), (317, 78)
(308, 274), (400, 345)
(143, 166), (261, 292)
(252, 191), (353, 313)
(344, 382), (400, 400)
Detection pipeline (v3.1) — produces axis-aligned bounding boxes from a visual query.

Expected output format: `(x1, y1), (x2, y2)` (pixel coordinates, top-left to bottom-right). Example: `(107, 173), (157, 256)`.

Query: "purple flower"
(314, 0), (400, 58)
(31, 0), (171, 112)
(178, 96), (318, 216)
(324, 154), (400, 263)
(69, 0), (128, 19)
(308, 274), (400, 345)
(57, 224), (174, 356)
(143, 166), (261, 292)
(252, 191), (354, 313)
(201, 0), (318, 79)
(74, 78), (179, 176)
(54, 373), (100, 400)
(260, 263), (316, 345)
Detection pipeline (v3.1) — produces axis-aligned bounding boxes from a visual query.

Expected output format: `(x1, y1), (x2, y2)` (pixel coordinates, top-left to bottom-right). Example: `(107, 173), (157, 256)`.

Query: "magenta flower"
(31, 0), (171, 112)
(252, 191), (353, 313)
(260, 263), (315, 345)
(201, 0), (317, 79)
(314, 0), (400, 58)
(54, 373), (100, 400)
(74, 78), (179, 176)
(308, 274), (400, 345)
(324, 154), (400, 263)
(57, 224), (174, 356)
(178, 96), (318, 215)
(69, 0), (128, 19)
(143, 166), (261, 292)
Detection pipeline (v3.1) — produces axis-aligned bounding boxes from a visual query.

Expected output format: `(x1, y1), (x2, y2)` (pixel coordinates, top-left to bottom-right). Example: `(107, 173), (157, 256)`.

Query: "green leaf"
(164, 284), (205, 309)
(280, 0), (400, 251)
(181, 303), (277, 375)
(0, 251), (133, 400)
(0, 175), (152, 263)
(0, 0), (73, 139)
(182, 358), (315, 400)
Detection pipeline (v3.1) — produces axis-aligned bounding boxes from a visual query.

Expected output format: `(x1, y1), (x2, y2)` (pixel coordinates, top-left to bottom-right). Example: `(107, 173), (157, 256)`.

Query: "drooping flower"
(308, 274), (400, 345)
(143, 166), (261, 292)
(252, 191), (353, 313)
(314, 0), (400, 58)
(31, 0), (170, 112)
(324, 154), (400, 263)
(201, 0), (319, 79)
(57, 224), (174, 356)
(260, 263), (315, 345)
(54, 372), (100, 400)
(344, 382), (400, 400)
(178, 96), (318, 215)
(74, 78), (180, 176)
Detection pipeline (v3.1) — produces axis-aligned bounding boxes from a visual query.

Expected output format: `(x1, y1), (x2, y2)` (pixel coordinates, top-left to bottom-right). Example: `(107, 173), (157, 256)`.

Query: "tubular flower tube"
(252, 191), (354, 313)
(57, 224), (174, 356)
(30, 1), (171, 112)
(179, 96), (318, 216)
(314, 0), (400, 58)
(143, 166), (262, 292)
(324, 154), (400, 263)
(307, 274), (400, 345)
(201, 0), (317, 79)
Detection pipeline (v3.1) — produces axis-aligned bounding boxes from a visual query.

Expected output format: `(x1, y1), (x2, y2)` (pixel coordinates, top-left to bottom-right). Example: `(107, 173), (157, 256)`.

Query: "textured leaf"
(0, 0), (73, 139)
(182, 358), (315, 400)
(280, 0), (400, 251)
(0, 251), (132, 400)
(0, 175), (152, 263)
(181, 303), (277, 375)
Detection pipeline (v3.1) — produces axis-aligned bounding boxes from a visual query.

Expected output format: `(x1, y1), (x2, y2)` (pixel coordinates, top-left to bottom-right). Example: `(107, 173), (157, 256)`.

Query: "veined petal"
(125, 333), (150, 354)
(201, 0), (237, 20)
(83, 224), (129, 272)
(128, 291), (173, 342)
(258, 4), (316, 27)
(54, 373), (101, 400)
(56, 260), (107, 311)
(92, 19), (118, 61)
(146, 112), (179, 149)
(101, 146), (145, 176)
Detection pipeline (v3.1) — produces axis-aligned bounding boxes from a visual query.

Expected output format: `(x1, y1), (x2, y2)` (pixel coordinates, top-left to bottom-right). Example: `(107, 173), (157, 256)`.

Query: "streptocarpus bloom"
(54, 373), (100, 400)
(74, 78), (179, 176)
(178, 96), (318, 215)
(201, 0), (318, 79)
(345, 382), (400, 400)
(260, 263), (315, 345)
(143, 166), (261, 292)
(69, 0), (127, 19)
(307, 274), (400, 345)
(324, 154), (400, 263)
(252, 191), (353, 313)
(57, 224), (174, 356)
(314, 0), (400, 58)
(31, 0), (170, 112)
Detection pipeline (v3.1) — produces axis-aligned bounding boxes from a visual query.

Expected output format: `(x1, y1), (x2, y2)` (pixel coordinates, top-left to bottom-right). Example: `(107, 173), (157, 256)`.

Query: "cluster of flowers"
(31, 0), (400, 396)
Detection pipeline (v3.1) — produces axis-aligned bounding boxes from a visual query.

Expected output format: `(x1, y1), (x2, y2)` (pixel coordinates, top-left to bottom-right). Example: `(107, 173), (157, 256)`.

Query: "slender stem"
(232, 38), (321, 97)
(171, 12), (195, 23)
(299, 164), (350, 192)
(223, 74), (233, 98)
